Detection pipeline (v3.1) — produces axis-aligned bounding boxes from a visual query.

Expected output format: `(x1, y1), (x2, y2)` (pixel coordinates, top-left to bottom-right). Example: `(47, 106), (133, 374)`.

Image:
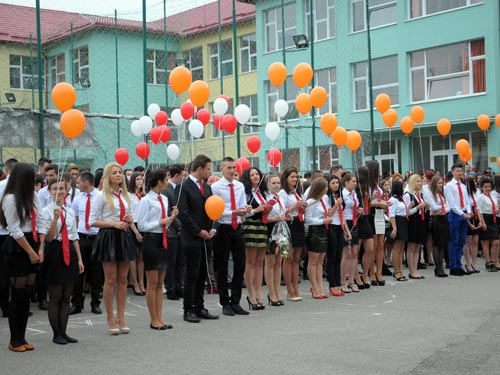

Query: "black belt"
(78, 233), (97, 239)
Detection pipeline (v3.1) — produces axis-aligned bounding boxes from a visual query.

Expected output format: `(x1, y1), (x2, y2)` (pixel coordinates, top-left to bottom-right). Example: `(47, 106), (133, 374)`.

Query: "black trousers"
(214, 224), (245, 306)
(71, 234), (102, 308)
(0, 235), (9, 311)
(432, 215), (449, 274)
(183, 245), (208, 313)
(327, 225), (344, 287)
(164, 237), (183, 293)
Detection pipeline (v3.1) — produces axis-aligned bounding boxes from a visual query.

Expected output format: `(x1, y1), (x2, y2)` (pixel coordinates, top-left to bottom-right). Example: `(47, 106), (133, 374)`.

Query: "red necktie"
(60, 209), (70, 266)
(292, 192), (304, 222)
(85, 193), (91, 231)
(31, 209), (38, 243)
(229, 183), (238, 230)
(383, 194), (389, 217)
(337, 198), (344, 230)
(275, 195), (283, 210)
(364, 194), (369, 215)
(157, 195), (168, 249)
(255, 189), (267, 224)
(352, 192), (358, 227)
(438, 192), (446, 214)
(113, 192), (125, 221)
(457, 182), (464, 209)
(485, 194), (497, 224)
(320, 198), (329, 229)
(198, 180), (205, 196)
(136, 193), (142, 201)
(471, 194), (478, 220)
(415, 193), (425, 220)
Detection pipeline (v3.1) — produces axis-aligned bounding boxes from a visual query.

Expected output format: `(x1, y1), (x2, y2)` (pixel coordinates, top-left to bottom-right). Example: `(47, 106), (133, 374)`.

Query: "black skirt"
(345, 220), (359, 246)
(479, 214), (499, 241)
(287, 217), (305, 248)
(3, 233), (38, 276)
(408, 214), (427, 245)
(467, 216), (480, 236)
(394, 216), (409, 242)
(92, 227), (136, 262)
(142, 232), (169, 271)
(357, 215), (374, 240)
(306, 225), (328, 253)
(45, 240), (79, 284)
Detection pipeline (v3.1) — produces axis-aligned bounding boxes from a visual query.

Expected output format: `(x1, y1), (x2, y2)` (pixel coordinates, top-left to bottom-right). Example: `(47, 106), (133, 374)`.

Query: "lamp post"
(366, 0), (376, 159)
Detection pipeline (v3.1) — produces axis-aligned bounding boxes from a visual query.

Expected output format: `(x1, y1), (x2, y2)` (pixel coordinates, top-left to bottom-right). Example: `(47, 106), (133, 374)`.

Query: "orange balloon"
(332, 127), (347, 147)
(169, 66), (192, 95)
(205, 195), (225, 221)
(320, 113), (338, 135)
(60, 109), (86, 139)
(496, 114), (500, 128)
(292, 63), (313, 89)
(497, 157), (500, 167)
(437, 118), (451, 137)
(375, 93), (391, 113)
(310, 86), (328, 108)
(464, 149), (473, 163)
(455, 139), (470, 156)
(268, 62), (287, 87)
(410, 105), (425, 123)
(188, 80), (210, 107)
(295, 93), (312, 115)
(477, 114), (490, 131)
(400, 116), (414, 135)
(346, 130), (362, 152)
(51, 82), (76, 112)
(382, 108), (398, 128)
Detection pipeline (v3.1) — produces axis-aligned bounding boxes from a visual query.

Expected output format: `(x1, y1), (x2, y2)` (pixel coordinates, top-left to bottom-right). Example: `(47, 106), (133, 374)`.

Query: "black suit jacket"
(176, 177), (213, 248)
(161, 183), (181, 238)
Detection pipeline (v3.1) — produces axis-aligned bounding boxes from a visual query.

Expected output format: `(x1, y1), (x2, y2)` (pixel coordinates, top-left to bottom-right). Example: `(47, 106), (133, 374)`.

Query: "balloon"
(382, 108), (398, 128)
(234, 104), (251, 125)
(60, 109), (86, 139)
(332, 127), (347, 147)
(222, 114), (237, 134)
(114, 148), (129, 166)
(455, 139), (469, 156)
(171, 108), (184, 126)
(496, 114), (500, 128)
(295, 93), (312, 115)
(400, 116), (414, 135)
(320, 113), (337, 135)
(159, 125), (171, 143)
(138, 116), (153, 135)
(346, 130), (362, 152)
(197, 109), (211, 125)
(219, 95), (230, 107)
(213, 97), (229, 116)
(274, 99), (289, 118)
(410, 105), (425, 123)
(181, 102), (195, 120)
(498, 157), (500, 168)
(464, 149), (473, 163)
(135, 142), (150, 160)
(375, 93), (391, 113)
(131, 120), (142, 136)
(213, 115), (223, 130)
(292, 63), (313, 88)
(169, 66), (192, 94)
(147, 103), (161, 119)
(51, 82), (76, 112)
(155, 110), (168, 126)
(235, 157), (251, 175)
(267, 148), (282, 167)
(150, 127), (162, 144)
(246, 135), (261, 154)
(265, 122), (280, 142)
(310, 86), (328, 108)
(477, 114), (490, 131)
(268, 62), (287, 87)
(205, 195), (225, 221)
(437, 118), (451, 137)
(188, 80), (210, 107)
(166, 144), (180, 160)
(188, 119), (204, 138)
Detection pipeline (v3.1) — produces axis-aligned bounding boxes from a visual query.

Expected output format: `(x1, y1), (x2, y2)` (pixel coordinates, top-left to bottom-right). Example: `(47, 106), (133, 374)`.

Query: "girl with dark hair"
(61, 172), (79, 207)
(422, 170), (435, 266)
(0, 162), (40, 352)
(380, 178), (393, 269)
(428, 176), (449, 277)
(356, 165), (374, 288)
(127, 172), (145, 295)
(388, 180), (409, 281)
(477, 177), (500, 272)
(464, 176), (480, 273)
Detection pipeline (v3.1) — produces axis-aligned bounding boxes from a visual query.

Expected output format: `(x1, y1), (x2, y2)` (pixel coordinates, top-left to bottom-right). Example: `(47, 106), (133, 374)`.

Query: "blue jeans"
(448, 212), (468, 270)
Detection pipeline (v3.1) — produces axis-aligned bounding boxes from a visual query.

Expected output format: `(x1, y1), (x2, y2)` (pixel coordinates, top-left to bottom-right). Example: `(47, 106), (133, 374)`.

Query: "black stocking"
(8, 273), (35, 346)
(48, 284), (63, 339)
(59, 283), (73, 338)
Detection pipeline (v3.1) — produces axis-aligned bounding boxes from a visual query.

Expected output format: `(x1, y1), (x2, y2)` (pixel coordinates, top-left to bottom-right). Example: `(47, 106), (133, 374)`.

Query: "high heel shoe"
(341, 284), (351, 294)
(310, 287), (324, 299)
(133, 289), (145, 296)
(116, 318), (130, 334)
(354, 280), (365, 290)
(256, 299), (265, 310)
(434, 269), (448, 277)
(246, 296), (259, 310)
(267, 294), (281, 306)
(375, 274), (385, 286)
(361, 277), (371, 289)
(393, 272), (407, 281)
(329, 287), (344, 297)
(470, 265), (480, 273)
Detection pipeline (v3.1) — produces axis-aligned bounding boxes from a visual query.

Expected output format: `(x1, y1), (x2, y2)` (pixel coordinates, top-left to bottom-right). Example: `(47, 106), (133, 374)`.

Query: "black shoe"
(175, 289), (184, 298)
(62, 333), (78, 343)
(196, 308), (219, 320)
(1, 305), (8, 318)
(449, 269), (463, 276)
(222, 305), (235, 316)
(183, 311), (201, 323)
(231, 304), (249, 315)
(28, 311), (33, 317)
(166, 293), (180, 301)
(150, 323), (167, 330)
(460, 268), (471, 275)
(52, 335), (68, 345)
(38, 300), (48, 311)
(90, 305), (102, 314)
(69, 305), (82, 315)
(246, 296), (259, 311)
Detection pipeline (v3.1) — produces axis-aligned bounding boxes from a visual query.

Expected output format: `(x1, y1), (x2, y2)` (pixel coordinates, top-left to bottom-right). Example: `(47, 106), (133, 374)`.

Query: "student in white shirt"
(464, 176), (481, 273)
(127, 172), (145, 296)
(428, 176), (450, 277)
(388, 180), (409, 281)
(476, 177), (500, 272)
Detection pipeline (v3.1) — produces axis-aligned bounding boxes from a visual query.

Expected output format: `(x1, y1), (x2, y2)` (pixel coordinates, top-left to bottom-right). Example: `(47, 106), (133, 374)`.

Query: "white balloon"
(147, 103), (161, 119)
(166, 144), (180, 160)
(188, 119), (204, 139)
(234, 104), (251, 125)
(171, 109), (184, 126)
(265, 122), (280, 142)
(131, 120), (142, 136)
(139, 116), (153, 135)
(213, 98), (228, 116)
(274, 99), (289, 118)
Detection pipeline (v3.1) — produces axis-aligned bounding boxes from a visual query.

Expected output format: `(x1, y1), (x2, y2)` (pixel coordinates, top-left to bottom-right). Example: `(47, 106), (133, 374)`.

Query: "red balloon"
(222, 114), (237, 134)
(197, 109), (211, 125)
(213, 115), (223, 130)
(150, 127), (162, 144)
(267, 148), (282, 167)
(246, 135), (261, 154)
(135, 142), (150, 160)
(155, 111), (168, 125)
(159, 125), (171, 143)
(235, 157), (251, 175)
(114, 148), (129, 166)
(180, 102), (195, 120)
(219, 95), (230, 107)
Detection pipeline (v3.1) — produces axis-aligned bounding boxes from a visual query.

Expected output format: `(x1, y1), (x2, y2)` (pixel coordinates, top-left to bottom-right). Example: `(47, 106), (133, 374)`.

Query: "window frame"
(264, 3), (297, 53)
(351, 0), (398, 33)
(266, 76), (300, 122)
(409, 0), (483, 19)
(9, 54), (42, 90)
(183, 47), (203, 81)
(240, 34), (257, 73)
(209, 39), (233, 80)
(147, 49), (176, 86)
(49, 54), (66, 89)
(240, 95), (259, 134)
(72, 46), (89, 85)
(305, 0), (336, 42)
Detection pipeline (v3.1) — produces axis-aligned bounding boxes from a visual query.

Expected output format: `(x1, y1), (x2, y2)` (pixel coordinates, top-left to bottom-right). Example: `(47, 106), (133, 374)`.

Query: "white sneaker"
(162, 286), (167, 295)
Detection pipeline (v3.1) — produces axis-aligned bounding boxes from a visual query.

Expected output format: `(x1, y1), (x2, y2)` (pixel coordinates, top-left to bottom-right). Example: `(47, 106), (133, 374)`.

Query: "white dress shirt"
(136, 190), (169, 233)
(404, 192), (425, 216)
(277, 189), (303, 217)
(305, 195), (330, 226)
(63, 187), (81, 207)
(71, 189), (99, 235)
(0, 176), (9, 235)
(38, 202), (79, 241)
(427, 191), (450, 214)
(477, 193), (499, 215)
(389, 197), (407, 218)
(129, 193), (141, 219)
(37, 186), (52, 208)
(325, 195), (343, 226)
(266, 192), (285, 219)
(88, 189), (131, 225)
(2, 193), (40, 240)
(341, 188), (358, 221)
(444, 178), (471, 215)
(211, 177), (247, 225)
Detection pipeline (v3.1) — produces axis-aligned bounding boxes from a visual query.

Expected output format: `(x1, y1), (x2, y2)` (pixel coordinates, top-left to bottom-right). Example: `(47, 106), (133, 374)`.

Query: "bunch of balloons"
(51, 82), (86, 139)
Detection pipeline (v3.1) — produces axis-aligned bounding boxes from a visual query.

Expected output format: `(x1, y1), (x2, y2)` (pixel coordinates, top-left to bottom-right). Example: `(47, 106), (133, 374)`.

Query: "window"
(240, 34), (257, 73)
(49, 54), (65, 89)
(72, 46), (89, 84)
(282, 148), (300, 171)
(410, 39), (485, 102)
(264, 3), (297, 52)
(9, 55), (41, 89)
(147, 49), (176, 85)
(314, 67), (337, 115)
(410, 0), (482, 18)
(351, 0), (397, 32)
(210, 40), (233, 80)
(240, 95), (259, 134)
(266, 76), (299, 121)
(310, 145), (339, 172)
(183, 47), (203, 81)
(306, 0), (335, 41)
(353, 55), (398, 110)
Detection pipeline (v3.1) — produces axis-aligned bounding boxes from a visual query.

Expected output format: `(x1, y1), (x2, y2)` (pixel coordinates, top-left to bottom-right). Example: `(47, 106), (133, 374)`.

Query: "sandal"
(393, 272), (407, 281)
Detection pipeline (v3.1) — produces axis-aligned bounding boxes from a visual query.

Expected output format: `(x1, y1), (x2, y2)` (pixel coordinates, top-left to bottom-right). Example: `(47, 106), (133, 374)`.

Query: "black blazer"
(176, 177), (213, 248)
(161, 183), (181, 238)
